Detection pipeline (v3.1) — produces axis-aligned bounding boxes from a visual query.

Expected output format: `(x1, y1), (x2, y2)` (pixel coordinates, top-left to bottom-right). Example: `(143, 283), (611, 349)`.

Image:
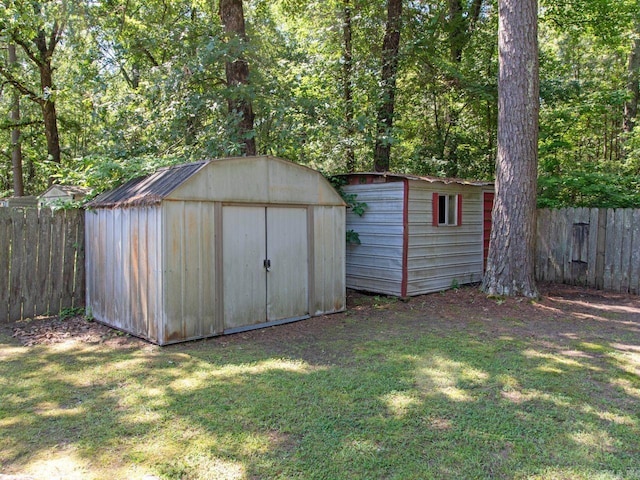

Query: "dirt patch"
(2, 283), (638, 350)
(2, 315), (146, 348)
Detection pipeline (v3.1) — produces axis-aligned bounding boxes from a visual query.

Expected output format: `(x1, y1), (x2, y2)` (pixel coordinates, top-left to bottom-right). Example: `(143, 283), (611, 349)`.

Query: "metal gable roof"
(341, 172), (493, 187)
(87, 161), (208, 209)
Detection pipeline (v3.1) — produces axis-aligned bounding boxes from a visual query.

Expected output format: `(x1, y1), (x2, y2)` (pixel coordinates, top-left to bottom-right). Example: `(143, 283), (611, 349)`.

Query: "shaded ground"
(3, 283), (639, 352)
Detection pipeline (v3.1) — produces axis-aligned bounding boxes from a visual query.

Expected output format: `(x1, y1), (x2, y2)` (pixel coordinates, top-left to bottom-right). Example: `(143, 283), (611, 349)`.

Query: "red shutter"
(457, 194), (463, 226)
(432, 192), (439, 226)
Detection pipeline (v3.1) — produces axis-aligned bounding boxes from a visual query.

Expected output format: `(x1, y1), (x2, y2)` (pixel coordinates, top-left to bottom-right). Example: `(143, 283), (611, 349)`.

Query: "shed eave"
(341, 172), (493, 188)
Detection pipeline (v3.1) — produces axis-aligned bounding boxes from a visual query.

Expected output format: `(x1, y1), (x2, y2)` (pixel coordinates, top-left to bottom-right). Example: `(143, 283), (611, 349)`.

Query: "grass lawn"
(1, 285), (639, 479)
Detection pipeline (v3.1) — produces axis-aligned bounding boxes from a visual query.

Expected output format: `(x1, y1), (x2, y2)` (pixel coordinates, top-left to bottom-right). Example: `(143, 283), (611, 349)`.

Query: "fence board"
(35, 208), (53, 316)
(535, 207), (640, 294)
(9, 209), (26, 321)
(0, 209), (10, 323)
(630, 210), (640, 295)
(61, 210), (77, 310)
(0, 207), (84, 323)
(632, 210), (640, 295)
(48, 210), (66, 316)
(620, 210), (632, 293)
(21, 208), (39, 319)
(587, 208), (599, 287)
(612, 210), (624, 292)
(536, 209), (549, 281)
(73, 210), (85, 309)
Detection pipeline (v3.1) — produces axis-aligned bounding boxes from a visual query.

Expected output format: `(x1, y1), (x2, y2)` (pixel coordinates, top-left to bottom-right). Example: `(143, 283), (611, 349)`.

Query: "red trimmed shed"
(342, 173), (494, 297)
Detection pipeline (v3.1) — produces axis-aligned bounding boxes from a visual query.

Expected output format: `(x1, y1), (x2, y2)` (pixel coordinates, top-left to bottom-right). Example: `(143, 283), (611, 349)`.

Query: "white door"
(222, 206), (309, 330)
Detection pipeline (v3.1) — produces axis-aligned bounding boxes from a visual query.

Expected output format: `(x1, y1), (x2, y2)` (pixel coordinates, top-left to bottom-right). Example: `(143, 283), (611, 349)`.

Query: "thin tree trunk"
(373, 0), (402, 172)
(343, 0), (356, 172)
(482, 0), (539, 298)
(219, 0), (257, 156)
(624, 23), (640, 133)
(9, 44), (24, 196)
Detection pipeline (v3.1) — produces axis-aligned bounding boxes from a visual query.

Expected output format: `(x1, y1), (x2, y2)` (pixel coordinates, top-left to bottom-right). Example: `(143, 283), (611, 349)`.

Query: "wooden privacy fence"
(0, 207), (85, 323)
(536, 208), (640, 294)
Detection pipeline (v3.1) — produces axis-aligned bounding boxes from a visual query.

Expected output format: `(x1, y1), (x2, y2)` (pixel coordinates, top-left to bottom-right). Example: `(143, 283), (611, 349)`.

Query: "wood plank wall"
(0, 207), (85, 323)
(536, 208), (640, 294)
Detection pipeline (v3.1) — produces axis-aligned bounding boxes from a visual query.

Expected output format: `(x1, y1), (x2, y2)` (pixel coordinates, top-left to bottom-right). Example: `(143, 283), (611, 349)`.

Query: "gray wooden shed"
(342, 173), (494, 297)
(85, 156), (346, 345)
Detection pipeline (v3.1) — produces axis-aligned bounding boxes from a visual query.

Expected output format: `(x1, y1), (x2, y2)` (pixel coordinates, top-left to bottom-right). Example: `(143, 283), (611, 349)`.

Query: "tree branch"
(0, 66), (43, 104)
(12, 35), (42, 67)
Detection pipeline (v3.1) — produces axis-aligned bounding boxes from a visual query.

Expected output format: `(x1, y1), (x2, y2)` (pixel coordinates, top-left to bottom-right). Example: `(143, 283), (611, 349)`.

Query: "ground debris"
(6, 315), (141, 347)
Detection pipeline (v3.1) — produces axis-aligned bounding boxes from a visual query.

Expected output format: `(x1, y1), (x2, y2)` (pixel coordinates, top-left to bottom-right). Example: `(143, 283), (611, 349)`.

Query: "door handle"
(263, 259), (271, 272)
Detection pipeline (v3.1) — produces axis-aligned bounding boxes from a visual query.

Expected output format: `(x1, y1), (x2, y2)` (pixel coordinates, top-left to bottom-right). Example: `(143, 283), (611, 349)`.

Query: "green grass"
(1, 292), (639, 479)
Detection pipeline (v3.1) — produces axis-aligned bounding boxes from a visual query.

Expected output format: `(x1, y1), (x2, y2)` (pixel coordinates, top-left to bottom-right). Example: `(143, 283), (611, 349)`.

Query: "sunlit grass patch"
(1, 287), (639, 480)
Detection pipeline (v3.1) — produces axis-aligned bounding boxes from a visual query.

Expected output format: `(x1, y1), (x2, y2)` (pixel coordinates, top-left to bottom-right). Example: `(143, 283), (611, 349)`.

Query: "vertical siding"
(86, 206), (164, 343)
(267, 207), (309, 321)
(221, 206), (267, 330)
(162, 200), (216, 344)
(407, 182), (484, 295)
(343, 182), (405, 296)
(311, 206), (346, 315)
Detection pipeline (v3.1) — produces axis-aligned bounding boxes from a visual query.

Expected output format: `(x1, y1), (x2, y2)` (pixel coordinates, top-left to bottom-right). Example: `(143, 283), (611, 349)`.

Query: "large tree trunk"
(39, 63), (62, 165)
(481, 0), (539, 298)
(343, 0), (356, 172)
(219, 0), (257, 156)
(9, 44), (24, 196)
(34, 28), (62, 165)
(373, 0), (402, 172)
(623, 23), (640, 133)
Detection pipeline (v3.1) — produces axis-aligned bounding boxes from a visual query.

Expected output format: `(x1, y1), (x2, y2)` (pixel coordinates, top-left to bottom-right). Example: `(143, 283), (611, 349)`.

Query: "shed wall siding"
(311, 206), (346, 314)
(162, 200), (217, 344)
(407, 182), (484, 295)
(343, 183), (404, 296)
(86, 207), (163, 341)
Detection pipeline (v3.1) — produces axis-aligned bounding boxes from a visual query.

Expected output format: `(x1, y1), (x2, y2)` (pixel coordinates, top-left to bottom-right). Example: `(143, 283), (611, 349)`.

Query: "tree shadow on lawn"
(0, 284), (639, 479)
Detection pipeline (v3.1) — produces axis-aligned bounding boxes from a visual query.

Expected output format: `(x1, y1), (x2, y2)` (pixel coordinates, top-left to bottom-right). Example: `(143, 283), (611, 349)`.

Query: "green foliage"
(327, 174), (367, 244)
(58, 306), (85, 320)
(538, 170), (640, 208)
(0, 0), (639, 210)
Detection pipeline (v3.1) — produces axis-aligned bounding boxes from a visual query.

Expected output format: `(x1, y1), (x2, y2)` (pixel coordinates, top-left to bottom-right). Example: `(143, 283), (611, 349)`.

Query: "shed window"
(432, 193), (462, 226)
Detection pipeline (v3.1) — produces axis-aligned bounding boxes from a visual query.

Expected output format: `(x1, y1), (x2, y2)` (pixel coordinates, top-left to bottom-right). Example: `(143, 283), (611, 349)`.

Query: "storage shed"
(341, 173), (494, 297)
(39, 185), (90, 207)
(85, 156), (346, 345)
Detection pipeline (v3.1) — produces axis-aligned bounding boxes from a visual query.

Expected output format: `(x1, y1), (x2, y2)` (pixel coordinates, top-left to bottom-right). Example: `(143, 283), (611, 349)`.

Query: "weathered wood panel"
(0, 209), (11, 323)
(21, 208), (39, 319)
(536, 208), (640, 294)
(632, 210), (640, 295)
(0, 207), (84, 323)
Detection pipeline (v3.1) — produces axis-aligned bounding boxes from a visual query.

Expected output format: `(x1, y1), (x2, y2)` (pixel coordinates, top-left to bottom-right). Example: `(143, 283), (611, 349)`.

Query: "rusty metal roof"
(87, 161), (208, 209)
(341, 172), (493, 187)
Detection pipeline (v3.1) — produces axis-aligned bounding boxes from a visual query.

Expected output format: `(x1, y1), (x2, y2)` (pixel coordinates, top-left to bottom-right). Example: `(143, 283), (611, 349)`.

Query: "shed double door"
(222, 206), (309, 330)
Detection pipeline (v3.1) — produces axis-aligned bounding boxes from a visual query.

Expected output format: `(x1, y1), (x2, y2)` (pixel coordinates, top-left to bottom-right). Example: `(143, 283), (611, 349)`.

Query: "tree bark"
(219, 0), (257, 156)
(9, 44), (24, 196)
(481, 0), (539, 298)
(343, 0), (356, 172)
(623, 23), (640, 133)
(373, 0), (402, 172)
(38, 57), (62, 165)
